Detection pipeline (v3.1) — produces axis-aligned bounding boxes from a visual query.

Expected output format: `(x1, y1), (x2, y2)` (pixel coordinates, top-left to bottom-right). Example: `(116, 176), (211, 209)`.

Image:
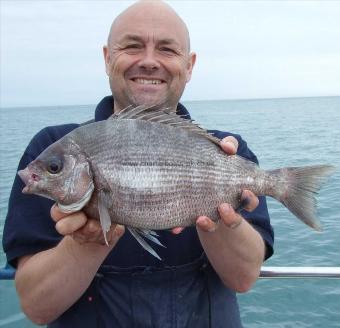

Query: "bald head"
(107, 0), (190, 53)
(103, 0), (196, 112)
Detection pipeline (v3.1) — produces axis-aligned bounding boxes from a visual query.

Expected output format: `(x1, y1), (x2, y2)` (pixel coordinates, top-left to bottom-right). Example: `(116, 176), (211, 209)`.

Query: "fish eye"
(47, 158), (63, 174)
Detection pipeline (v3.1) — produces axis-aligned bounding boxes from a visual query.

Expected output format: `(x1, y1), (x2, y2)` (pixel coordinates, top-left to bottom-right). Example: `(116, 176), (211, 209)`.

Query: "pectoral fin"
(128, 227), (164, 260)
(98, 191), (112, 246)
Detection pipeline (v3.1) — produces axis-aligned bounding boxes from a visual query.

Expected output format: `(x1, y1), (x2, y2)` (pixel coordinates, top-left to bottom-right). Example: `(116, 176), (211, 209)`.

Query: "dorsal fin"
(110, 105), (221, 145)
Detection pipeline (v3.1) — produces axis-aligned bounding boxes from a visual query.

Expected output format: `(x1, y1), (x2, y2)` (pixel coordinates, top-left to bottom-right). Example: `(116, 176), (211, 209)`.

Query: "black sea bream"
(18, 106), (335, 259)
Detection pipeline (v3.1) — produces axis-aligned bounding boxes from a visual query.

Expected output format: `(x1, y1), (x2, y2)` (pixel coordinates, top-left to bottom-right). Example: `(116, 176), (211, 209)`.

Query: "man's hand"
(50, 205), (125, 246)
(219, 135), (238, 155)
(196, 190), (259, 233)
(16, 205), (125, 325)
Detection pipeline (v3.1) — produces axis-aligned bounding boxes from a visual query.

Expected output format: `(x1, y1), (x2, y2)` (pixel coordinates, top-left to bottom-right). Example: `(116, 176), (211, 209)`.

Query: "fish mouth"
(18, 168), (40, 193)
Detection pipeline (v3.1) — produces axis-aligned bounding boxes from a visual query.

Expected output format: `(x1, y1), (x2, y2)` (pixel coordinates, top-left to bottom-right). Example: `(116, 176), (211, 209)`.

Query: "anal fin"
(128, 227), (164, 260)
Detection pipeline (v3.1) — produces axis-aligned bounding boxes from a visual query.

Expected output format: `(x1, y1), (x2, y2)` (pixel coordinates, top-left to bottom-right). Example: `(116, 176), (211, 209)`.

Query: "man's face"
(104, 7), (196, 112)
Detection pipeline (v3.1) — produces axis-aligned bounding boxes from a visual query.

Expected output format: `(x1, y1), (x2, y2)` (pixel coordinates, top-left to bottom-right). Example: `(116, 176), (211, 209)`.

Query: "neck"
(113, 100), (122, 114)
(113, 100), (178, 114)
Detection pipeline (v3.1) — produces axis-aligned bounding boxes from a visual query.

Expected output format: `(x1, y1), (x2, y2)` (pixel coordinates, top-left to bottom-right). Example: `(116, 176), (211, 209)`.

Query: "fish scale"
(18, 105), (335, 258)
(68, 118), (331, 229)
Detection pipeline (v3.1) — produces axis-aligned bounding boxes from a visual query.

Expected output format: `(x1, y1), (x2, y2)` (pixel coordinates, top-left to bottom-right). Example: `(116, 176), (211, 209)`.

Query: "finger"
(220, 136), (239, 155)
(73, 219), (105, 243)
(196, 216), (218, 232)
(109, 224), (125, 244)
(105, 224), (125, 246)
(171, 227), (185, 235)
(82, 219), (102, 235)
(50, 204), (70, 222)
(240, 190), (259, 212)
(73, 229), (102, 244)
(55, 212), (87, 236)
(218, 203), (243, 229)
(73, 221), (125, 246)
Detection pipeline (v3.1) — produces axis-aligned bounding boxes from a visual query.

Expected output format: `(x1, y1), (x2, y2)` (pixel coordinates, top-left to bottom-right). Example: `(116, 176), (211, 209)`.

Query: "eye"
(159, 47), (177, 55)
(122, 44), (144, 55)
(47, 157), (63, 174)
(161, 47), (173, 52)
(123, 43), (143, 52)
(126, 44), (141, 49)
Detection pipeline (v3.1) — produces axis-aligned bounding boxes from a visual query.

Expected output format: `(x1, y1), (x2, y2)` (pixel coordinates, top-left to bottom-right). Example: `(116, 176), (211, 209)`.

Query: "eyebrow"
(119, 34), (144, 43)
(158, 38), (181, 48)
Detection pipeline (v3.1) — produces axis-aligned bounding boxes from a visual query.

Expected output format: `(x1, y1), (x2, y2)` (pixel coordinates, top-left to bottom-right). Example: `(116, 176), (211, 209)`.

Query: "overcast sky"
(1, 0), (340, 107)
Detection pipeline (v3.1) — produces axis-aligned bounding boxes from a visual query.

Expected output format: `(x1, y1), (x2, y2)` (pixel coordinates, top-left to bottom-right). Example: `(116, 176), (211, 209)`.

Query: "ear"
(185, 52), (196, 83)
(103, 46), (111, 76)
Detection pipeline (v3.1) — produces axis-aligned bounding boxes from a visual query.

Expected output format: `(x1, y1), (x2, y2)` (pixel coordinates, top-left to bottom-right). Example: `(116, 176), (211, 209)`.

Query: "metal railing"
(0, 263), (15, 280)
(1, 264), (340, 280)
(260, 266), (340, 279)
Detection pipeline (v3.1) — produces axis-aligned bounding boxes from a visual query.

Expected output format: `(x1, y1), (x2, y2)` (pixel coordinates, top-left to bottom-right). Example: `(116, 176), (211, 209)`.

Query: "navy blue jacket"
(3, 96), (273, 327)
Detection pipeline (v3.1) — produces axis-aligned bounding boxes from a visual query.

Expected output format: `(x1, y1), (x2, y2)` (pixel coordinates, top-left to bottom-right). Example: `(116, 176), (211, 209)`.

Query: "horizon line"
(1, 94), (339, 110)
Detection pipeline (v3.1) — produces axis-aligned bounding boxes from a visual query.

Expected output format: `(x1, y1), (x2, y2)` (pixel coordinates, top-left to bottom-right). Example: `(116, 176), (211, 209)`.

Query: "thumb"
(106, 224), (125, 246)
(218, 204), (243, 229)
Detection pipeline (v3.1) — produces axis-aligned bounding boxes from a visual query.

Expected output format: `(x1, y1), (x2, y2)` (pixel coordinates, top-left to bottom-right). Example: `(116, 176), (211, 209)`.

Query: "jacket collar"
(94, 96), (191, 122)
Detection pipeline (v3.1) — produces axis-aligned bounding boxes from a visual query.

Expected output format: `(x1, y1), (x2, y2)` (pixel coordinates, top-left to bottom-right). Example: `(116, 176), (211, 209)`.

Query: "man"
(3, 1), (273, 327)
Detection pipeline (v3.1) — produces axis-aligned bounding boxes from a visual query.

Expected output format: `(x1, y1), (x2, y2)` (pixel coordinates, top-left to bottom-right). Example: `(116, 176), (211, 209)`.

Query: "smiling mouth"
(132, 78), (164, 85)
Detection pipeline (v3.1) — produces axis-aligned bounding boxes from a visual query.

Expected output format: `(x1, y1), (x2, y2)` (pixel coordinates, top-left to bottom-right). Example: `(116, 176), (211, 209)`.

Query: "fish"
(18, 105), (335, 259)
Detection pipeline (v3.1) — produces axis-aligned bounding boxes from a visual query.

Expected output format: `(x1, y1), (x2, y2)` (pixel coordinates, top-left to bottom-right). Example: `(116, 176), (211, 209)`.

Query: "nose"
(138, 48), (160, 71)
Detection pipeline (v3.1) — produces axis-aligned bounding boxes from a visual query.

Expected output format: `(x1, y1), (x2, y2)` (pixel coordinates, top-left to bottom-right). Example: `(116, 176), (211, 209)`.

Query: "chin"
(133, 96), (167, 108)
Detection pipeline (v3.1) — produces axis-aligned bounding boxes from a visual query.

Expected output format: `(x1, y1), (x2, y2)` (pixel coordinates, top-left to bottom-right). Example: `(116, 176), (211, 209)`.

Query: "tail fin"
(269, 165), (335, 231)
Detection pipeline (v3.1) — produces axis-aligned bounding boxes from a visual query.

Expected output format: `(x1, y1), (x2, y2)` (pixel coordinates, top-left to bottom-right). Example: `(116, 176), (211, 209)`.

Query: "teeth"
(134, 78), (162, 85)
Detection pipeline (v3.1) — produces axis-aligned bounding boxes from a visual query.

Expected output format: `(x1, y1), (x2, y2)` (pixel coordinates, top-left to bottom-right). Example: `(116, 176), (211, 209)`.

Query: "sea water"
(0, 97), (339, 327)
